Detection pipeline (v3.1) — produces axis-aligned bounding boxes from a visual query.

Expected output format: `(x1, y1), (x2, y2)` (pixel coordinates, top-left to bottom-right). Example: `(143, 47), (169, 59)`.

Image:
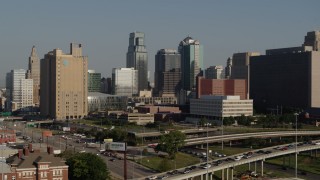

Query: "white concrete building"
(112, 68), (138, 96)
(6, 69), (33, 111)
(190, 95), (253, 118)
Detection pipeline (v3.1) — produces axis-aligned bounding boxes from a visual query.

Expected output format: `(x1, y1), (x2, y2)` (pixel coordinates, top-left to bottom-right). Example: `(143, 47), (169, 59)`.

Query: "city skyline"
(0, 1), (319, 87)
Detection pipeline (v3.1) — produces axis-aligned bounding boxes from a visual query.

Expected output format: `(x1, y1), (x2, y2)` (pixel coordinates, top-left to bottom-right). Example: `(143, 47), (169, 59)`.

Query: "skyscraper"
(88, 70), (101, 92)
(40, 43), (88, 120)
(224, 57), (232, 79)
(26, 46), (40, 106)
(6, 69), (33, 111)
(154, 49), (181, 97)
(112, 68), (138, 97)
(126, 32), (148, 92)
(205, 66), (224, 79)
(178, 36), (203, 91)
(304, 31), (320, 51)
(250, 46), (320, 112)
(230, 52), (260, 80)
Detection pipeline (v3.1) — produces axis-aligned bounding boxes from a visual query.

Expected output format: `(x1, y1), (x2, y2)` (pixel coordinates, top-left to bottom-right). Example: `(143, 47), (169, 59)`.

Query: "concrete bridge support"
(261, 160), (264, 177)
(231, 167), (234, 180)
(254, 161), (257, 172)
(226, 168), (229, 180)
(222, 169), (225, 180)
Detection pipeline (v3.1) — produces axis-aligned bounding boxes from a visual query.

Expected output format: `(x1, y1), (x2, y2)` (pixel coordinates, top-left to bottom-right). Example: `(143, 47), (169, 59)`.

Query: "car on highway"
(201, 164), (211, 169)
(183, 168), (190, 174)
(145, 176), (157, 180)
(256, 150), (264, 154)
(157, 175), (168, 179)
(167, 170), (178, 175)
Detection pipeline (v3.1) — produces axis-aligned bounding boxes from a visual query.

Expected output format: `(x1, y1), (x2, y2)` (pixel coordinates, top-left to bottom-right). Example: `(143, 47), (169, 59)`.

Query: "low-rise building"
(87, 92), (127, 112)
(118, 113), (154, 125)
(188, 95), (253, 124)
(137, 106), (181, 114)
(0, 130), (16, 144)
(5, 145), (69, 180)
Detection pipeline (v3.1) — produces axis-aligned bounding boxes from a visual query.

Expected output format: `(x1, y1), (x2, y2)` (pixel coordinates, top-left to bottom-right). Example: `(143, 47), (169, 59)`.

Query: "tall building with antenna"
(26, 46), (40, 106)
(126, 32), (148, 93)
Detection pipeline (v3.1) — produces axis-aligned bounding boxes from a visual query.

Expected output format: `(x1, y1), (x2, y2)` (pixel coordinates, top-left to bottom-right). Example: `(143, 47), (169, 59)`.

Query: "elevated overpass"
(185, 131), (320, 146)
(143, 142), (320, 180)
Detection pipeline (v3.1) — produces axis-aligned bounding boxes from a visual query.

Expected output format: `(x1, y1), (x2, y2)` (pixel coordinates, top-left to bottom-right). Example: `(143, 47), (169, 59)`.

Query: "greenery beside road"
(209, 145), (252, 156)
(138, 152), (199, 172)
(267, 153), (320, 175)
(59, 150), (111, 180)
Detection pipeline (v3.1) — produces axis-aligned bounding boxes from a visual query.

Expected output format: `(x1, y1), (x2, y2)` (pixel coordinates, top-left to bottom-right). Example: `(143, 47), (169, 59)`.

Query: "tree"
(199, 118), (208, 127)
(156, 130), (186, 159)
(237, 115), (253, 126)
(66, 152), (110, 180)
(223, 116), (235, 126)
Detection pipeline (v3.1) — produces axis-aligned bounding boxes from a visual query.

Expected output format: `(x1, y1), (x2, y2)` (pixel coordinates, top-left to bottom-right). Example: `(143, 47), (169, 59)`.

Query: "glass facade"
(112, 68), (138, 96)
(88, 70), (101, 92)
(87, 92), (127, 112)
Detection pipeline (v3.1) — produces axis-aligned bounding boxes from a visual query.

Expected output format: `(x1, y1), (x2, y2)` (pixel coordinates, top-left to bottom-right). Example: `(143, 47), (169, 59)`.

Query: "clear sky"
(0, 0), (319, 87)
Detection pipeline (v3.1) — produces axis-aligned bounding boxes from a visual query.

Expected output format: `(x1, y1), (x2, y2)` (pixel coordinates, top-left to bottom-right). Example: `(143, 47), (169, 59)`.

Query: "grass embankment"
(138, 152), (199, 172)
(267, 153), (320, 175)
(209, 145), (252, 156)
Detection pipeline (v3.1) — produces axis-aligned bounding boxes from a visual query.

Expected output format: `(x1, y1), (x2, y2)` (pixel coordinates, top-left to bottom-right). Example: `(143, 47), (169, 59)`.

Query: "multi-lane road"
(6, 121), (155, 180)
(144, 142), (320, 180)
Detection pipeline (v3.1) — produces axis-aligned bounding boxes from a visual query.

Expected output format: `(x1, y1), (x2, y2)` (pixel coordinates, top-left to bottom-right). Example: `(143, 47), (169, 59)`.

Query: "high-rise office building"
(100, 77), (112, 94)
(126, 32), (148, 92)
(26, 46), (40, 106)
(224, 57), (232, 79)
(178, 36), (203, 91)
(250, 46), (320, 112)
(88, 70), (101, 92)
(304, 31), (320, 51)
(6, 69), (33, 111)
(230, 52), (260, 98)
(205, 66), (224, 79)
(230, 52), (260, 80)
(112, 68), (138, 97)
(154, 49), (181, 97)
(40, 43), (88, 120)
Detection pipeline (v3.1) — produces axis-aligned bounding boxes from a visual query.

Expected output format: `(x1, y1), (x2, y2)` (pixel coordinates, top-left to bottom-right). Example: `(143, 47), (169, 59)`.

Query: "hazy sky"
(0, 0), (319, 87)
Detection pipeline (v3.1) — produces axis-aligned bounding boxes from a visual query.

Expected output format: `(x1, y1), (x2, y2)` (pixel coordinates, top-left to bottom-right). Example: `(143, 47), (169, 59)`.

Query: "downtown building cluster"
(1, 31), (320, 122)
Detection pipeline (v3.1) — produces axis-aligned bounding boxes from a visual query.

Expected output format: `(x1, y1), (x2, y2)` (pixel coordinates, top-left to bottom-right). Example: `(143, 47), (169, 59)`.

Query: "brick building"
(0, 129), (16, 144)
(1, 144), (68, 180)
(197, 77), (247, 100)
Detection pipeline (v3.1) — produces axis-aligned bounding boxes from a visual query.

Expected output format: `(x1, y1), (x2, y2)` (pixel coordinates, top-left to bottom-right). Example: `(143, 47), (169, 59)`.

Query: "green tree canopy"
(66, 152), (110, 180)
(156, 130), (186, 159)
(223, 116), (235, 126)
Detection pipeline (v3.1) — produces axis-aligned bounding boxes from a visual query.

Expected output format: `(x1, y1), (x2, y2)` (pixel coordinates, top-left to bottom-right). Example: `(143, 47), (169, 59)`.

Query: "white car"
(201, 164), (211, 169)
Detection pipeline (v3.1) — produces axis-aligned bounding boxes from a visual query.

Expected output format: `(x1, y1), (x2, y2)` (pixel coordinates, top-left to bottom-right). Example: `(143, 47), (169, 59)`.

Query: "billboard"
(104, 138), (113, 143)
(62, 127), (71, 132)
(42, 131), (52, 137)
(105, 142), (126, 151)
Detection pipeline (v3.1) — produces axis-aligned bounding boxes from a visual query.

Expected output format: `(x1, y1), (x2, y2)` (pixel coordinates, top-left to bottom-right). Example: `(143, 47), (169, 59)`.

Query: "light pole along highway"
(294, 112), (299, 179)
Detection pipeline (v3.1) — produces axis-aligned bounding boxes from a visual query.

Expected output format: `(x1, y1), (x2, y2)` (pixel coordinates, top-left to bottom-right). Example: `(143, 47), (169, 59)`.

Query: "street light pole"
(221, 113), (224, 151)
(206, 122), (210, 179)
(294, 113), (298, 179)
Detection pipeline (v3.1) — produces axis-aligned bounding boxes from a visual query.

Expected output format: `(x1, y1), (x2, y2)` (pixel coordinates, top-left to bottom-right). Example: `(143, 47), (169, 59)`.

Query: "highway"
(143, 142), (320, 180)
(185, 131), (320, 146)
(6, 121), (155, 180)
